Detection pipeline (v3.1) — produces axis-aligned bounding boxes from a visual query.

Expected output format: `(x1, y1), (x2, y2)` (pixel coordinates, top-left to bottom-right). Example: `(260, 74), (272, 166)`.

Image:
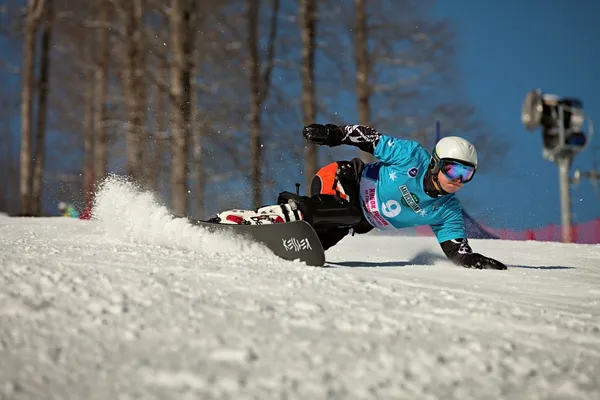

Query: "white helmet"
(433, 136), (478, 167)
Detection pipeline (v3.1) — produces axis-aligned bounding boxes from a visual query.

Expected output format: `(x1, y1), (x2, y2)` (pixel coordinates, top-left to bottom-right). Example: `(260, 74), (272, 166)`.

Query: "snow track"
(1, 178), (599, 399)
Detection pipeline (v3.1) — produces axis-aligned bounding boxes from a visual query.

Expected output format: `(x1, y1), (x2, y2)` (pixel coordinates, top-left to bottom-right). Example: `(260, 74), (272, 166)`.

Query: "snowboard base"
(188, 219), (326, 267)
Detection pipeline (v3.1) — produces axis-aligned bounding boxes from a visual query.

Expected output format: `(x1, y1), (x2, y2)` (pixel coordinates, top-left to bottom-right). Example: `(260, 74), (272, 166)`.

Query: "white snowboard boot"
(211, 203), (304, 225)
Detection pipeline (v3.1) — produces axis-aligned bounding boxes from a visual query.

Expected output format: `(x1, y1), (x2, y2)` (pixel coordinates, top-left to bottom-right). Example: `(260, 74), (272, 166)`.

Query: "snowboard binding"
(209, 203), (303, 226)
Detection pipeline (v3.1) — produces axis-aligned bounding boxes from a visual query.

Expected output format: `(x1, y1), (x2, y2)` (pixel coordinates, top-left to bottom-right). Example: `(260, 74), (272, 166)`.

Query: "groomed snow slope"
(1, 178), (599, 400)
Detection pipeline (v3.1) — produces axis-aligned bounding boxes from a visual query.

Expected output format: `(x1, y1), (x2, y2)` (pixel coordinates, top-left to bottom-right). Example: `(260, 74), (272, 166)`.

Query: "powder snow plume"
(91, 174), (270, 258)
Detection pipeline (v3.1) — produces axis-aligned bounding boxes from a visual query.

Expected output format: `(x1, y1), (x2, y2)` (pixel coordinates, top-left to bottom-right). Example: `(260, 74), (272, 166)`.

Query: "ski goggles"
(440, 159), (476, 183)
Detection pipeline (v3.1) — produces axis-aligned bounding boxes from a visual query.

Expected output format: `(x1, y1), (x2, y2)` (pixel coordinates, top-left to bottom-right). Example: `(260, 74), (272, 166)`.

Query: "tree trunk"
(30, 0), (53, 216)
(93, 0), (109, 190)
(247, 0), (262, 208)
(83, 48), (95, 211)
(19, 0), (44, 215)
(300, 0), (317, 193)
(122, 0), (145, 184)
(169, 0), (194, 216)
(170, 0), (187, 216)
(192, 81), (204, 219)
(0, 96), (15, 213)
(191, 42), (203, 219)
(133, 0), (147, 185)
(247, 0), (279, 208)
(354, 0), (374, 163)
(186, 4), (197, 216)
(152, 59), (167, 193)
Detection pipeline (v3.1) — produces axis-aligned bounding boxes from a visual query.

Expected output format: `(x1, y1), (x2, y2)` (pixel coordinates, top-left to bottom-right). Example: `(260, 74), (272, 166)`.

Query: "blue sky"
(432, 0), (600, 229)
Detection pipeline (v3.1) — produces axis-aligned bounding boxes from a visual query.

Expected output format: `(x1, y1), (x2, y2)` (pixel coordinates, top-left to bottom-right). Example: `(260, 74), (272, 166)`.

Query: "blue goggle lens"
(441, 160), (476, 183)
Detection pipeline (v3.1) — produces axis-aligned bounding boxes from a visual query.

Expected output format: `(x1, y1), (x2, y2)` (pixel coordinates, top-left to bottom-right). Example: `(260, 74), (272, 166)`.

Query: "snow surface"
(1, 177), (600, 400)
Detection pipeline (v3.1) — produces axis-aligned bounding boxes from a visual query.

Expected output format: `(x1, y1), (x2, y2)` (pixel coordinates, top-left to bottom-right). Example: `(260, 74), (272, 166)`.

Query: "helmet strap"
(424, 155), (449, 197)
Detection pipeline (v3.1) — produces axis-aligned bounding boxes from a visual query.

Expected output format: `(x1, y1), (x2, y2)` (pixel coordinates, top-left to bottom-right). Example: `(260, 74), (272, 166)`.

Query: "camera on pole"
(521, 89), (594, 243)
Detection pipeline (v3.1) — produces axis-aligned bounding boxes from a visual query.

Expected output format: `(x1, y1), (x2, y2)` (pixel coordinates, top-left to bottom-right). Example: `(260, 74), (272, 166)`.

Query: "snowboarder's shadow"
(509, 265), (575, 270)
(327, 251), (576, 270)
(327, 250), (446, 268)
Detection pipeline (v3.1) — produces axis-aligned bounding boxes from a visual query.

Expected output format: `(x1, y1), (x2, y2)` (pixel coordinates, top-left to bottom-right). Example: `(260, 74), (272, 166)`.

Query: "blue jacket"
(359, 135), (465, 243)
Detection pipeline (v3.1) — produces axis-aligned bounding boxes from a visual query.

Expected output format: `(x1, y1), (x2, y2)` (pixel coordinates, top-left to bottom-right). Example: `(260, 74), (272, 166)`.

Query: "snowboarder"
(211, 124), (507, 270)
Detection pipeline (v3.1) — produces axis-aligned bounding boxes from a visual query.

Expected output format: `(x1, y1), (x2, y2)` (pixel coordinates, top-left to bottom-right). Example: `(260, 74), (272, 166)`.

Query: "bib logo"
(400, 192), (420, 207)
(408, 167), (418, 178)
(399, 185), (426, 216)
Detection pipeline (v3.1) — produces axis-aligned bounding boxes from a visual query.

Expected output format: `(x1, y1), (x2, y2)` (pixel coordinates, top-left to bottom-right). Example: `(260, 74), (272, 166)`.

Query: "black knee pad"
(307, 194), (362, 229)
(277, 191), (362, 229)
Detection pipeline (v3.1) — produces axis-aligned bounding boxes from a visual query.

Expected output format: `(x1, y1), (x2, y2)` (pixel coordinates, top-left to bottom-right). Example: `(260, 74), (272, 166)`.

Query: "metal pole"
(557, 156), (573, 243)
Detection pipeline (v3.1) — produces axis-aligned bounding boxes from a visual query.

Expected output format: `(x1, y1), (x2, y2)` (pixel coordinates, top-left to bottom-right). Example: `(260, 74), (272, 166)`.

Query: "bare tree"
(307, 0), (497, 163)
(191, 34), (204, 218)
(353, 0), (375, 163)
(0, 86), (19, 214)
(118, 0), (146, 184)
(247, 0), (280, 208)
(169, 0), (197, 216)
(82, 45), (95, 210)
(300, 0), (317, 191)
(191, 78), (204, 218)
(30, 0), (54, 216)
(19, 0), (45, 215)
(93, 0), (110, 190)
(151, 56), (168, 193)
(40, 0), (111, 194)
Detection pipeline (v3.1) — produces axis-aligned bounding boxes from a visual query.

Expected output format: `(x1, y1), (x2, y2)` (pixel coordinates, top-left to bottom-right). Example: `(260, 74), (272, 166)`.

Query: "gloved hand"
(302, 123), (343, 147)
(462, 253), (507, 270)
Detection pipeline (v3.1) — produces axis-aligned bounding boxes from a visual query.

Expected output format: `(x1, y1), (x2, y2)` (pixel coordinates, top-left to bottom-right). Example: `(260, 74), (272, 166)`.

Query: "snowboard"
(188, 219), (326, 267)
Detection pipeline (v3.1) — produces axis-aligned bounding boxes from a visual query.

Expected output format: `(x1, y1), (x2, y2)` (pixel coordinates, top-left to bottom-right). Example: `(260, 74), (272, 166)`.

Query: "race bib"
(359, 178), (394, 229)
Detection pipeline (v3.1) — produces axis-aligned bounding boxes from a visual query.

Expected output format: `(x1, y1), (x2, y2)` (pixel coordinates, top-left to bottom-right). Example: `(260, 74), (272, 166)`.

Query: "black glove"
(462, 253), (507, 270)
(302, 123), (343, 147)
